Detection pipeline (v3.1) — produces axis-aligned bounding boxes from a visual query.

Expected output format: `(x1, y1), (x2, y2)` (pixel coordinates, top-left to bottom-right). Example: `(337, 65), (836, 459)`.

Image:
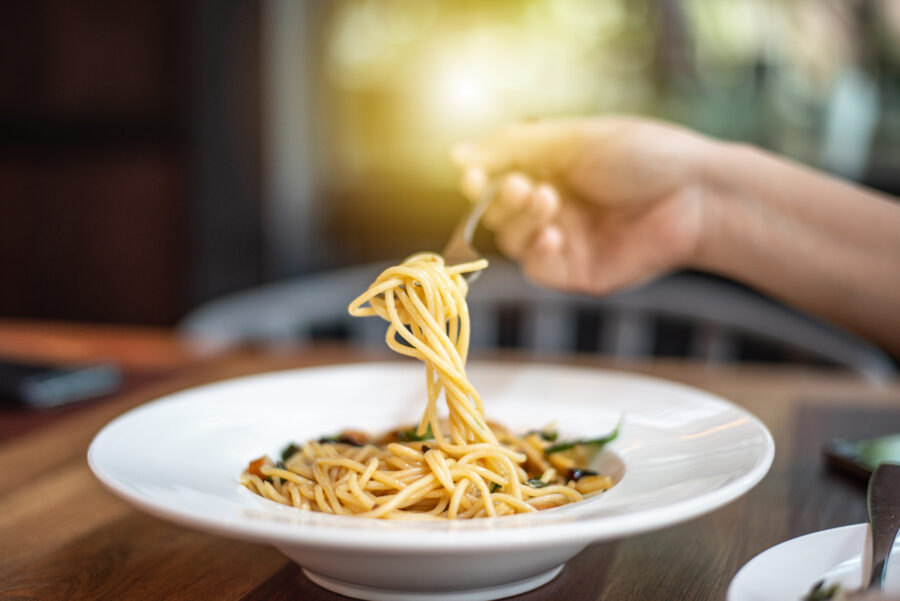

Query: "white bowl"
(88, 362), (774, 601)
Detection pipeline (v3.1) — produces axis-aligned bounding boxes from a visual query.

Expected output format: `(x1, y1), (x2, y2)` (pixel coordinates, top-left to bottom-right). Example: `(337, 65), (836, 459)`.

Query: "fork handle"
(442, 179), (501, 263)
(867, 463), (900, 590)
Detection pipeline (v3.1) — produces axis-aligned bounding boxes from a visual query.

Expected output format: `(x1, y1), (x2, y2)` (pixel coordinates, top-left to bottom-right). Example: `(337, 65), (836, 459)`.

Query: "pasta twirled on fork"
(241, 253), (615, 519)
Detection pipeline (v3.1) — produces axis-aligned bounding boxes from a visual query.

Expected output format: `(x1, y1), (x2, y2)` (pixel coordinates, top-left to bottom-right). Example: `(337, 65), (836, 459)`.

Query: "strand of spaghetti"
(441, 428), (519, 496)
(396, 285), (465, 371)
(522, 486), (582, 502)
(244, 253), (603, 519)
(357, 458), (380, 487)
(263, 481), (289, 504)
(360, 474), (439, 518)
(448, 464), (508, 486)
(313, 485), (331, 513)
(260, 467), (314, 486)
(527, 493), (580, 508)
(490, 493), (537, 513)
(459, 498), (489, 519)
(347, 476), (376, 509)
(313, 463), (349, 515)
(289, 486), (302, 508)
(382, 290), (462, 378)
(377, 480), (442, 509)
(367, 470), (417, 491)
(417, 365), (440, 437)
(385, 443), (425, 460)
(375, 270), (467, 375)
(468, 471), (497, 517)
(379, 509), (444, 521)
(433, 391), (492, 447)
(424, 450), (456, 493)
(334, 485), (370, 511)
(447, 477), (471, 519)
(241, 474), (264, 493)
(444, 259), (487, 276)
(315, 457), (368, 472)
(428, 495), (451, 516)
(448, 465), (494, 490)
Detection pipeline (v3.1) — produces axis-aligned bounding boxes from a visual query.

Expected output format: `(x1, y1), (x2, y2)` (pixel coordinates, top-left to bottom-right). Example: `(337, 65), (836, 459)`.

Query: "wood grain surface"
(1, 320), (899, 601)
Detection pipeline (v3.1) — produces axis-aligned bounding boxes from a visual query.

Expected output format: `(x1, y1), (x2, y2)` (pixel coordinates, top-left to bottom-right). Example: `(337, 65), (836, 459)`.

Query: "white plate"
(89, 362), (774, 601)
(728, 523), (900, 601)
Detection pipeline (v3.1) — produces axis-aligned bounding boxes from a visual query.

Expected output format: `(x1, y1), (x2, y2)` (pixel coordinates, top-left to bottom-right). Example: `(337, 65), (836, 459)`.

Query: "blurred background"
(1, 0), (898, 366)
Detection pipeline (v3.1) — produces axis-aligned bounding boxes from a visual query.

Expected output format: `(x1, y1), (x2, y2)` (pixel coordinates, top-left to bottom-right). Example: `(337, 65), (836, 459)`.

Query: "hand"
(451, 117), (718, 295)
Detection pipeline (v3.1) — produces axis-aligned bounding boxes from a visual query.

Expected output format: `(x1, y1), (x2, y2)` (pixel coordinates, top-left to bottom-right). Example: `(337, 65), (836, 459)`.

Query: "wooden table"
(1, 320), (899, 601)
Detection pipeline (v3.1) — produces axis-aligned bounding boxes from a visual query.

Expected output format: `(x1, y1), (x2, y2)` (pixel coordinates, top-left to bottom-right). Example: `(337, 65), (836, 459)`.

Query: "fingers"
(472, 172), (560, 259)
(493, 183), (560, 258)
(520, 208), (597, 294)
(451, 120), (580, 176)
(461, 169), (561, 256)
(483, 173), (531, 230)
(520, 224), (569, 289)
(493, 197), (611, 296)
(459, 167), (488, 203)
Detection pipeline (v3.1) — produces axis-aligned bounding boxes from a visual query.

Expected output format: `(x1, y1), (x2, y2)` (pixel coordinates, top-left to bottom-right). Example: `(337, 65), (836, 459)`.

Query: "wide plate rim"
(88, 361), (775, 551)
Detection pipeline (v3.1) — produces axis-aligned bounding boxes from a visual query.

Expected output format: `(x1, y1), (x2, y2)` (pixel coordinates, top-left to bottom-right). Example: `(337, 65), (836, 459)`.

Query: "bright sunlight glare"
(432, 64), (495, 126)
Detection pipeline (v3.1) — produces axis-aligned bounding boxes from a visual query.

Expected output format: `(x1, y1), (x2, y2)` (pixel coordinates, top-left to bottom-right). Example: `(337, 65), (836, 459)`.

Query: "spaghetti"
(241, 252), (615, 519)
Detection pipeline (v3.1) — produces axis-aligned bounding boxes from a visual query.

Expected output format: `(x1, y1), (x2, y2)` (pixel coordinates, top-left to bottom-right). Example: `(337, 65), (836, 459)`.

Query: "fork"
(863, 463), (900, 594)
(441, 178), (502, 283)
(804, 463), (900, 600)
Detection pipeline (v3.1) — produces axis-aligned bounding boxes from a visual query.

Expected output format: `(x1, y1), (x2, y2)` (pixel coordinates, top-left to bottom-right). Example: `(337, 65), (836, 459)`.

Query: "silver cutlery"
(863, 463), (900, 595)
(441, 179), (501, 282)
(806, 462), (900, 600)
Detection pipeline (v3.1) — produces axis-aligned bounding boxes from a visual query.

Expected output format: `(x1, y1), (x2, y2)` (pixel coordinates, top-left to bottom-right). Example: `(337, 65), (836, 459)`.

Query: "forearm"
(694, 142), (900, 357)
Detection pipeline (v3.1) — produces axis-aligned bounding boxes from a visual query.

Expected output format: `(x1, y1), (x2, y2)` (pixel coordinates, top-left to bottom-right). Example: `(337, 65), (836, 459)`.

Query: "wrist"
(689, 139), (759, 273)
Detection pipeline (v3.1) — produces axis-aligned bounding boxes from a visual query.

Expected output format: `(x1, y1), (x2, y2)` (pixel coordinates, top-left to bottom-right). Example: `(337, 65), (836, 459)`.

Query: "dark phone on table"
(0, 358), (122, 409)
(824, 434), (900, 480)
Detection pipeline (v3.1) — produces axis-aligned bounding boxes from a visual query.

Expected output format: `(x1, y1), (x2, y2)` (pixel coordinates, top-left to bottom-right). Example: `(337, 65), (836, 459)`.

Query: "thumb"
(450, 120), (581, 176)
